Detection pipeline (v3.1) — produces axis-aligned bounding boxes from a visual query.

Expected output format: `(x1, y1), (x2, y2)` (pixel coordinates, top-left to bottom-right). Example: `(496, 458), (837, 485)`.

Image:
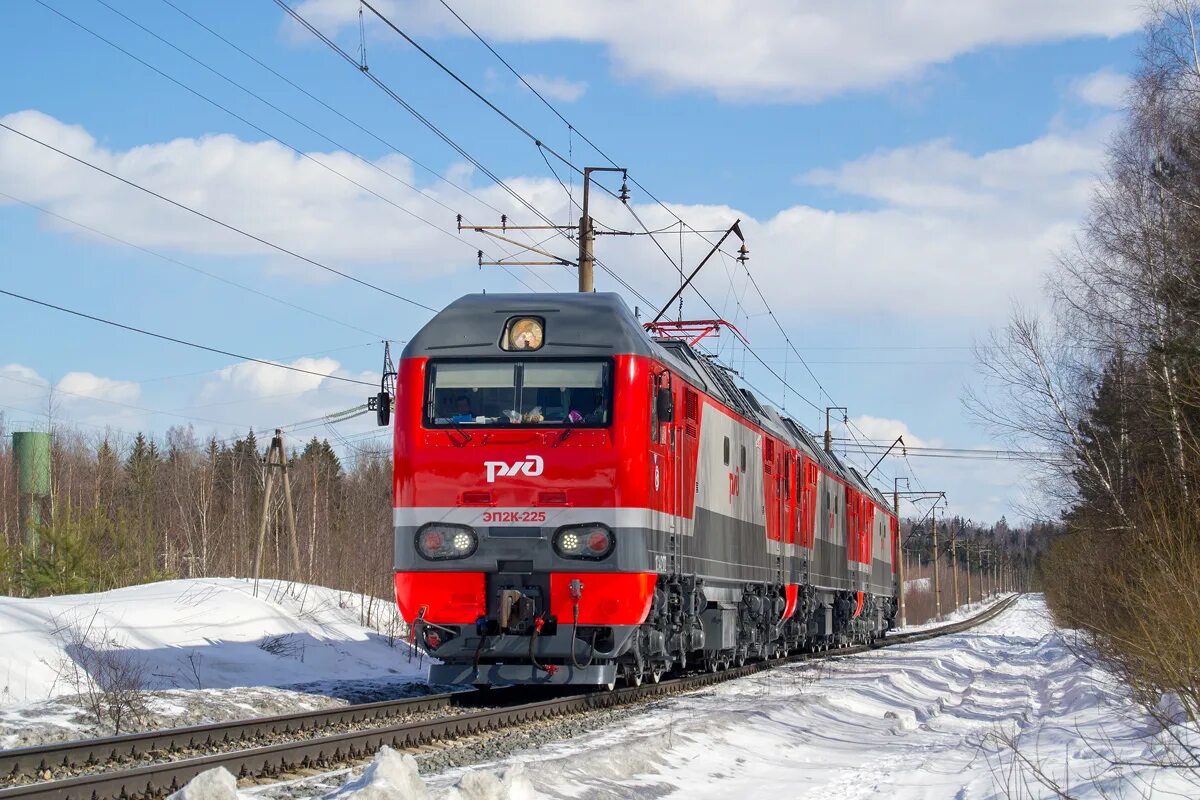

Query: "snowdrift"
(0, 578), (427, 708)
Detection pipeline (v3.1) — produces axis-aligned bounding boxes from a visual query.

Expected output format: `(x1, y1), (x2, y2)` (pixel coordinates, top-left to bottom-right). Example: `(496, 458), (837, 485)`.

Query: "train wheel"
(622, 663), (643, 687)
(649, 665), (665, 683)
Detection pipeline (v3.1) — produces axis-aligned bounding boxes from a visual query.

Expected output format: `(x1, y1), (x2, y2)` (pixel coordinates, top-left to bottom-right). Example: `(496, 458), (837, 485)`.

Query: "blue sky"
(0, 0), (1145, 522)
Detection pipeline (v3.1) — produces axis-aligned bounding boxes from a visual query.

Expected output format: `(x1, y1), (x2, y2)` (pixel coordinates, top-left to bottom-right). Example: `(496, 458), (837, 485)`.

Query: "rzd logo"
(484, 455), (544, 483)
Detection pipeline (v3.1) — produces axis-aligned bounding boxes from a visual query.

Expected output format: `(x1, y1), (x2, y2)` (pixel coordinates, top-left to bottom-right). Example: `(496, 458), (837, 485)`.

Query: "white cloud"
(0, 110), (1110, 320)
(1071, 67), (1133, 108)
(0, 360), (385, 453)
(0, 110), (544, 276)
(56, 372), (141, 405)
(194, 357), (379, 435)
(0, 363), (49, 390)
(849, 415), (937, 449)
(289, 0), (1143, 102)
(602, 122), (1109, 318)
(0, 364), (142, 428)
(801, 133), (1104, 213)
(206, 357), (344, 401)
(522, 74), (587, 102)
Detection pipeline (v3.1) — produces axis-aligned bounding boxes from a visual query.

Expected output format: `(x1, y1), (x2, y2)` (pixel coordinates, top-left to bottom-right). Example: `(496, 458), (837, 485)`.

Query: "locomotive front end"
(390, 294), (658, 687)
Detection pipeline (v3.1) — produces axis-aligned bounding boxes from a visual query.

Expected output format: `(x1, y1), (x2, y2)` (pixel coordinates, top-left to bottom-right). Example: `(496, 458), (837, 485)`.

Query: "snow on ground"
(0, 579), (431, 747)
(903, 577), (930, 593)
(226, 594), (1195, 799)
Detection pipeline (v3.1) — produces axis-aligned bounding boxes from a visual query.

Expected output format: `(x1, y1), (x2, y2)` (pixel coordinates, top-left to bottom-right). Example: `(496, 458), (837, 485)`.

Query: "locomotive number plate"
(481, 510), (548, 523)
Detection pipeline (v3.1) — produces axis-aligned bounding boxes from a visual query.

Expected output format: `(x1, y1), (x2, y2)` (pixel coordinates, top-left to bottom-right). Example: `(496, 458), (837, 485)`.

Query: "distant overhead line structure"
(834, 440), (1068, 463)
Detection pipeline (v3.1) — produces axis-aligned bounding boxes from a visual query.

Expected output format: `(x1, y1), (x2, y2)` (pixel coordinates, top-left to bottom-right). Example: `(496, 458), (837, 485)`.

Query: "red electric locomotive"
(381, 292), (898, 687)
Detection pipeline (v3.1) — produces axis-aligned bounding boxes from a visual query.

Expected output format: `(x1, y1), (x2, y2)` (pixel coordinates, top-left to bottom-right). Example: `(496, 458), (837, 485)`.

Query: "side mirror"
(374, 391), (392, 427)
(656, 387), (674, 423)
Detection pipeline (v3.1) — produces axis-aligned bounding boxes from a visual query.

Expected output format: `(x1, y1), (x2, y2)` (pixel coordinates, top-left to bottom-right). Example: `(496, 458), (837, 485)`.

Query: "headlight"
(415, 524), (478, 560)
(553, 524), (614, 560)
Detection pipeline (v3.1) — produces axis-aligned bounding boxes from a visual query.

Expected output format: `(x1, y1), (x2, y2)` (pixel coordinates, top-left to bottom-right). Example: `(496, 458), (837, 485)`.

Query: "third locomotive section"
(390, 292), (899, 688)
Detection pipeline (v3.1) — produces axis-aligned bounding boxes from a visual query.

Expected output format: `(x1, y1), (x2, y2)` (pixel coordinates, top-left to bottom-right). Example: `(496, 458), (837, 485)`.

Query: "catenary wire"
(37, 0), (550, 295)
(0, 288), (376, 387)
(0, 191), (390, 340)
(417, 2), (840, 420)
(0, 121), (437, 313)
(267, 0), (673, 303)
(272, 0), (566, 233)
(155, 0), (559, 293)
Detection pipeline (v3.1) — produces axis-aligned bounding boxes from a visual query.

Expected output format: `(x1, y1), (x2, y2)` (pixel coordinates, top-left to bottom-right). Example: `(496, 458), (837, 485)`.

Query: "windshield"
(426, 360), (611, 427)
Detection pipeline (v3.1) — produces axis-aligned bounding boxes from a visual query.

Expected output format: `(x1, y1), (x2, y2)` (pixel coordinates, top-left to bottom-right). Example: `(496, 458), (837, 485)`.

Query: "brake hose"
(570, 603), (599, 669)
(529, 616), (557, 676)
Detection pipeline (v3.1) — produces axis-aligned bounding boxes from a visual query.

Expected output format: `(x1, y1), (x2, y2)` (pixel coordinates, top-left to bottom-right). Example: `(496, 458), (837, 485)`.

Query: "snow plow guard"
(430, 661), (619, 687)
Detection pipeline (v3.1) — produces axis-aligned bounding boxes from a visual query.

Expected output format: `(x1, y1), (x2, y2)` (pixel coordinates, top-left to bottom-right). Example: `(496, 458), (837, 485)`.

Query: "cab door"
(648, 368), (678, 573)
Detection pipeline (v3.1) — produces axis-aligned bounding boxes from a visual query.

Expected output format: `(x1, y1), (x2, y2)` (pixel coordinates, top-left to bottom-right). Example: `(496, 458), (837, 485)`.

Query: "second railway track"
(0, 595), (1019, 800)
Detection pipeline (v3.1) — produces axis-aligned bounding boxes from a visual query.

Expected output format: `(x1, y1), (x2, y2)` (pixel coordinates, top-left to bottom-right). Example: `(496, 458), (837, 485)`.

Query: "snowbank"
(175, 747), (535, 800)
(0, 579), (429, 735)
(372, 594), (1193, 799)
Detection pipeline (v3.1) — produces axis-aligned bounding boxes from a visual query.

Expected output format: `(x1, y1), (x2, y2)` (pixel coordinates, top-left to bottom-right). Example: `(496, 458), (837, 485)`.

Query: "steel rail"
(0, 595), (1019, 800)
(0, 692), (456, 780)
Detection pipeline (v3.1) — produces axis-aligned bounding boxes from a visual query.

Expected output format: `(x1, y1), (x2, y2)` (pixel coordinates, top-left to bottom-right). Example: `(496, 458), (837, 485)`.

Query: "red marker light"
(587, 531), (610, 553)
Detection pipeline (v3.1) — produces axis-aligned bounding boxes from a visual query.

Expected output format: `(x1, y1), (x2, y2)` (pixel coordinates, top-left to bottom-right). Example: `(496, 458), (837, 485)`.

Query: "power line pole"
(931, 503), (941, 619)
(579, 166), (628, 292)
(965, 541), (974, 606)
(894, 489), (943, 626)
(824, 406), (847, 453)
(253, 428), (301, 594)
(579, 174), (594, 292)
(461, 165), (627, 293)
(894, 478), (907, 628)
(950, 518), (960, 611)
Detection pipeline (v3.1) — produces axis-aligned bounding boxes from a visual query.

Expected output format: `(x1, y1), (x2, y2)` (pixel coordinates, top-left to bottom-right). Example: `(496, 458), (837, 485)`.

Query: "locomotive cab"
(391, 294), (659, 686)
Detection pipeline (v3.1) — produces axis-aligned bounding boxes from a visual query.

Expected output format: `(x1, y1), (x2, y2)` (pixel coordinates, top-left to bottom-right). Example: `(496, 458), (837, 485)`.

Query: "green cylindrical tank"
(14, 432), (52, 495)
(14, 431), (52, 547)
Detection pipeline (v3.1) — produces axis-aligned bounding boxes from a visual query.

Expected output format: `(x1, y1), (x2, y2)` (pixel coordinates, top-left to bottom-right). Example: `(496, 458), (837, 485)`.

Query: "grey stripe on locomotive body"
(397, 292), (896, 601)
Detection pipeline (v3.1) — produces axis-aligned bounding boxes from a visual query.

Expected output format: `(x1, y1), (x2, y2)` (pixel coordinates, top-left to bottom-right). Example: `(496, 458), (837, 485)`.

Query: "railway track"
(0, 594), (1019, 800)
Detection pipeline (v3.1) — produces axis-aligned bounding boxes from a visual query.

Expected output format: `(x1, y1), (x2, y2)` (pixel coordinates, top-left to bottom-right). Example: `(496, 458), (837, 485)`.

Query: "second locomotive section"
(390, 293), (897, 686)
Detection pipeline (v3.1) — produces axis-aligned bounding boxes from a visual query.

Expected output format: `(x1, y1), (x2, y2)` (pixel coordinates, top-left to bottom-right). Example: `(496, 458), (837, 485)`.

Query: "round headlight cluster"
(553, 524), (614, 560)
(415, 524), (478, 560)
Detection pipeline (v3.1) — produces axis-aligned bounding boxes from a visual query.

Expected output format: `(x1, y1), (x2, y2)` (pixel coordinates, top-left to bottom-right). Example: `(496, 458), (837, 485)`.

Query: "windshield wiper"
(446, 419), (473, 446)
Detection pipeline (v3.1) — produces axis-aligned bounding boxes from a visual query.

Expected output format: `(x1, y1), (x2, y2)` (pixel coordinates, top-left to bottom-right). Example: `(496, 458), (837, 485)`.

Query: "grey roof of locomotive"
(406, 292), (886, 507)
(405, 291), (659, 358)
